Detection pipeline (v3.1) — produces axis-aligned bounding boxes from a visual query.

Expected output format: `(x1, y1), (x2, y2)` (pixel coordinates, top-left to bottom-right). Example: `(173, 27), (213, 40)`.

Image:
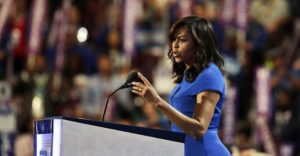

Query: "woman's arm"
(132, 73), (220, 140)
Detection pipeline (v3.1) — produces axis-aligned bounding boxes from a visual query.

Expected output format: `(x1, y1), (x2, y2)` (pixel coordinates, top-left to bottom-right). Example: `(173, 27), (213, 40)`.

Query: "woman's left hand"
(131, 73), (162, 105)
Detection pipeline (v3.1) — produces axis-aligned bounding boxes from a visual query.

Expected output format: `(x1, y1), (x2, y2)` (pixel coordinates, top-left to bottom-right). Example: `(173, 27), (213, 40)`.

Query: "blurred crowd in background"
(0, 0), (300, 156)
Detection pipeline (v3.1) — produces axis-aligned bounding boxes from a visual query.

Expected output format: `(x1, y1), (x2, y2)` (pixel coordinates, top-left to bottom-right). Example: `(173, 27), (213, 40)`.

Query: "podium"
(34, 116), (185, 156)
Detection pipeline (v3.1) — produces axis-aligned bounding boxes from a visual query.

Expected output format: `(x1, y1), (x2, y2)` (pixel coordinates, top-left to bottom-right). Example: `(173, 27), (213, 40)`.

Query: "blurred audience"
(0, 0), (299, 155)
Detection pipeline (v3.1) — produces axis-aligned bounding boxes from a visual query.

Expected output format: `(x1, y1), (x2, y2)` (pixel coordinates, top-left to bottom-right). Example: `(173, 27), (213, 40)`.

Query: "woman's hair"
(168, 16), (224, 83)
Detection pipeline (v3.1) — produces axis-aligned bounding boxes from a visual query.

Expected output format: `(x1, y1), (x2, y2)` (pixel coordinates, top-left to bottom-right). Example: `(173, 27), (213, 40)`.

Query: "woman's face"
(171, 27), (196, 68)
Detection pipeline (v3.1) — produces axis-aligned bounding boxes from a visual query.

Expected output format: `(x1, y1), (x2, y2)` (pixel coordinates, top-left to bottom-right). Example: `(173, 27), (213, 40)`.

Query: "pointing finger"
(138, 73), (151, 86)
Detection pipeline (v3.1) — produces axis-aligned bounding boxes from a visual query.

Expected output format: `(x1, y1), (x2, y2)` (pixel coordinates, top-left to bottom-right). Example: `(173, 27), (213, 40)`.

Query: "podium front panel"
(34, 117), (185, 156)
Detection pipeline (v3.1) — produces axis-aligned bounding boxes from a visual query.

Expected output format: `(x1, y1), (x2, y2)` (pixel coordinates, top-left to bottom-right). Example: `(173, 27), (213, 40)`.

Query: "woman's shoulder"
(187, 63), (225, 95)
(198, 63), (223, 79)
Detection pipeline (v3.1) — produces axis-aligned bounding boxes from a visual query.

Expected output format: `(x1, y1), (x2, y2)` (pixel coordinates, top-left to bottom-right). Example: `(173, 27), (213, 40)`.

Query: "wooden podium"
(34, 117), (185, 156)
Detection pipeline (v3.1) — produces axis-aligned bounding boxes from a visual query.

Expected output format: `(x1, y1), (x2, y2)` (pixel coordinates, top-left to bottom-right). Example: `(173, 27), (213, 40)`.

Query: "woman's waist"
(171, 124), (219, 133)
(206, 128), (218, 133)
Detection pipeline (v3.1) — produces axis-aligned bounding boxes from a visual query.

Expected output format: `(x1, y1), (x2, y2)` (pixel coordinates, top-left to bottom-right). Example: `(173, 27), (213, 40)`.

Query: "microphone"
(120, 70), (143, 89)
(101, 70), (142, 122)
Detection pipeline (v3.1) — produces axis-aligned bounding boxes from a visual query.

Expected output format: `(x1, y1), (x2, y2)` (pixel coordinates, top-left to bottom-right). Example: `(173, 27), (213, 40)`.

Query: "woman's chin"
(174, 58), (182, 63)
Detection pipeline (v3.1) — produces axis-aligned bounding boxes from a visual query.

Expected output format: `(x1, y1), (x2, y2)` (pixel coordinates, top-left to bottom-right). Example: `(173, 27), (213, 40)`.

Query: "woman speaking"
(132, 16), (231, 156)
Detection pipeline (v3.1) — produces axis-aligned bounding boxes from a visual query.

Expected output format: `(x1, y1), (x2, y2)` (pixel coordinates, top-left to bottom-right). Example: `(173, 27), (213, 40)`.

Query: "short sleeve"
(189, 64), (224, 96)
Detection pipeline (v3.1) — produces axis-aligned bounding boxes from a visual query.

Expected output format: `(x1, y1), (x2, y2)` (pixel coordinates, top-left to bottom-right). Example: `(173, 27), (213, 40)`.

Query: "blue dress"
(169, 63), (231, 156)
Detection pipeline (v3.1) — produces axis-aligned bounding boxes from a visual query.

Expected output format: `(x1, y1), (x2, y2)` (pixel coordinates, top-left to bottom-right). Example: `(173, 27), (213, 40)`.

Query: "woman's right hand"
(131, 73), (162, 106)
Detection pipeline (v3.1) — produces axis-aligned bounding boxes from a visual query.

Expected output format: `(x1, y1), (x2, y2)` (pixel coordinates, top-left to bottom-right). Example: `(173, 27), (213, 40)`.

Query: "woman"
(132, 16), (231, 156)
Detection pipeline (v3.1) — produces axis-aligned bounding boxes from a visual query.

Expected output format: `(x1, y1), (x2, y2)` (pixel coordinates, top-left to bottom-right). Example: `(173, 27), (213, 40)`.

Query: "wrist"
(153, 96), (164, 108)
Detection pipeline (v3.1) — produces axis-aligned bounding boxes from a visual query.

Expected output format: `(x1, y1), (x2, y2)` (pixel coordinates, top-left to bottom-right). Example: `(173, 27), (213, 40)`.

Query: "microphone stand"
(101, 82), (131, 122)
